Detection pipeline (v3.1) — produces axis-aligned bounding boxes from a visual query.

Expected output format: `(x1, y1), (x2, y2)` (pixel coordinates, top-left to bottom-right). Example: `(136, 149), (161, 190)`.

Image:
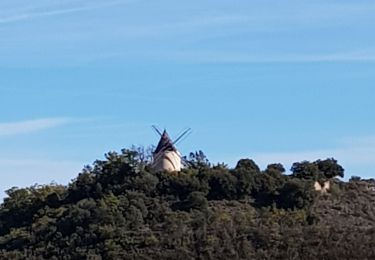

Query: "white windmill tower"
(151, 126), (191, 173)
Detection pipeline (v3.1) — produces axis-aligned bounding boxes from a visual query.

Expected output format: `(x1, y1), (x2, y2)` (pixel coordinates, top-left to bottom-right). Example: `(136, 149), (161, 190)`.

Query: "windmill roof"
(154, 130), (177, 154)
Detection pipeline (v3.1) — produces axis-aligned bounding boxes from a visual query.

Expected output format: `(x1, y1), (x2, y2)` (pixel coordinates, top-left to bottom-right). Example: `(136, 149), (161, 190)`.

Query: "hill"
(0, 148), (374, 259)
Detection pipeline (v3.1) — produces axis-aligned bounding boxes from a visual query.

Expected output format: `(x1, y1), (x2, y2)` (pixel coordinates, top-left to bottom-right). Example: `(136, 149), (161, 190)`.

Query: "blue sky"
(1, 0), (375, 199)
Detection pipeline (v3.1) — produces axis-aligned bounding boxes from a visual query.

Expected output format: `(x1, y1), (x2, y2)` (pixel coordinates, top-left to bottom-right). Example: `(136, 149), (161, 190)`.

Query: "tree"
(291, 161), (321, 180)
(291, 158), (344, 181)
(235, 159), (260, 173)
(277, 179), (315, 209)
(206, 168), (237, 200)
(265, 163), (285, 175)
(173, 191), (208, 211)
(184, 151), (210, 170)
(316, 158), (344, 179)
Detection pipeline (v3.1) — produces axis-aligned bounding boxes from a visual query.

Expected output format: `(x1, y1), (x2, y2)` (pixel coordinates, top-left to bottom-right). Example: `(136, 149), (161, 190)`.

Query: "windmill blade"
(175, 130), (191, 147)
(152, 125), (163, 137)
(173, 128), (191, 146)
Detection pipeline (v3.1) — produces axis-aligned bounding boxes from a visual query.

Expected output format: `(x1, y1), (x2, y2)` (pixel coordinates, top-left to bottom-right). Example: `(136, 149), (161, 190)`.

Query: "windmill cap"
(154, 130), (177, 154)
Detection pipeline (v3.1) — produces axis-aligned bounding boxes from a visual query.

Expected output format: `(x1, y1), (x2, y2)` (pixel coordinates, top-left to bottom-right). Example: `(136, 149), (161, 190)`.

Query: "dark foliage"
(0, 148), (373, 259)
(291, 158), (344, 181)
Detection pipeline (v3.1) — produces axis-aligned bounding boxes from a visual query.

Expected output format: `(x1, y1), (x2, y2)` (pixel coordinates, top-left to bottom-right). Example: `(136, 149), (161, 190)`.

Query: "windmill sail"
(152, 125), (163, 137)
(173, 128), (191, 146)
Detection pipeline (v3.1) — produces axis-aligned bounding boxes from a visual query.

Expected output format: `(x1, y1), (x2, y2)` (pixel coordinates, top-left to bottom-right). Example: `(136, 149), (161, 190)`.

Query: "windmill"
(151, 126), (191, 173)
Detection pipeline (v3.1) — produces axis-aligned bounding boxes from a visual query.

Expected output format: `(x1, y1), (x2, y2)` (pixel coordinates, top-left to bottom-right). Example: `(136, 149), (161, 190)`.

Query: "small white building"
(314, 180), (330, 193)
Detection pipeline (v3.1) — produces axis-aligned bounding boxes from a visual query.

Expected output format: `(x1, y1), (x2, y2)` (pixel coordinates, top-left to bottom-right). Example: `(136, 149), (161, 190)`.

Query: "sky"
(1, 0), (375, 199)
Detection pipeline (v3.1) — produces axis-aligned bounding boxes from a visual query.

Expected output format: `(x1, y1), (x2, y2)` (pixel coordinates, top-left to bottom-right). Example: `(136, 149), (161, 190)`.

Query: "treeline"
(0, 148), (374, 259)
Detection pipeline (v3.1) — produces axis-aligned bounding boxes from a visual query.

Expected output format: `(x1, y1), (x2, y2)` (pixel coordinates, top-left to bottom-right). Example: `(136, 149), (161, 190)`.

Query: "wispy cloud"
(88, 46), (375, 64)
(0, 0), (137, 25)
(160, 50), (375, 64)
(0, 118), (72, 137)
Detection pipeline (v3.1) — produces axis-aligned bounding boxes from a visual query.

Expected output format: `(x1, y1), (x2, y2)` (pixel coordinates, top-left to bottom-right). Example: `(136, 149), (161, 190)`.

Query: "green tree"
(291, 161), (322, 180)
(235, 159), (260, 173)
(316, 158), (344, 179)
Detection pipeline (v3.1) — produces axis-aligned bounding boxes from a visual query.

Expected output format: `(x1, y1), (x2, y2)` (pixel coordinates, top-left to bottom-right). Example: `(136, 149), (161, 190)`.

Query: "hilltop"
(0, 148), (374, 260)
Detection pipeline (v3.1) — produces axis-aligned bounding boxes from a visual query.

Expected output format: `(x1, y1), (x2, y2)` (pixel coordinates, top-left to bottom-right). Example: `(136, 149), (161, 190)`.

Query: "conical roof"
(154, 130), (177, 154)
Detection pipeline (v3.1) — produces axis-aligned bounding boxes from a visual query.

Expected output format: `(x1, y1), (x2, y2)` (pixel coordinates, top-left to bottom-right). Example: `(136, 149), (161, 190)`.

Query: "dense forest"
(1, 148), (375, 259)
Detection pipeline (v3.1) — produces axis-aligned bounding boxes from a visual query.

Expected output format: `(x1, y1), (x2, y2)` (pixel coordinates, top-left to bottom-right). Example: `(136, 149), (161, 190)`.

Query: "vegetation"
(0, 148), (374, 259)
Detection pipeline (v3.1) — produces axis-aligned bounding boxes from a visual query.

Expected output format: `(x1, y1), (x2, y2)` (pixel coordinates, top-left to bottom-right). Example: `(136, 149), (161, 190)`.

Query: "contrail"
(0, 0), (138, 25)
